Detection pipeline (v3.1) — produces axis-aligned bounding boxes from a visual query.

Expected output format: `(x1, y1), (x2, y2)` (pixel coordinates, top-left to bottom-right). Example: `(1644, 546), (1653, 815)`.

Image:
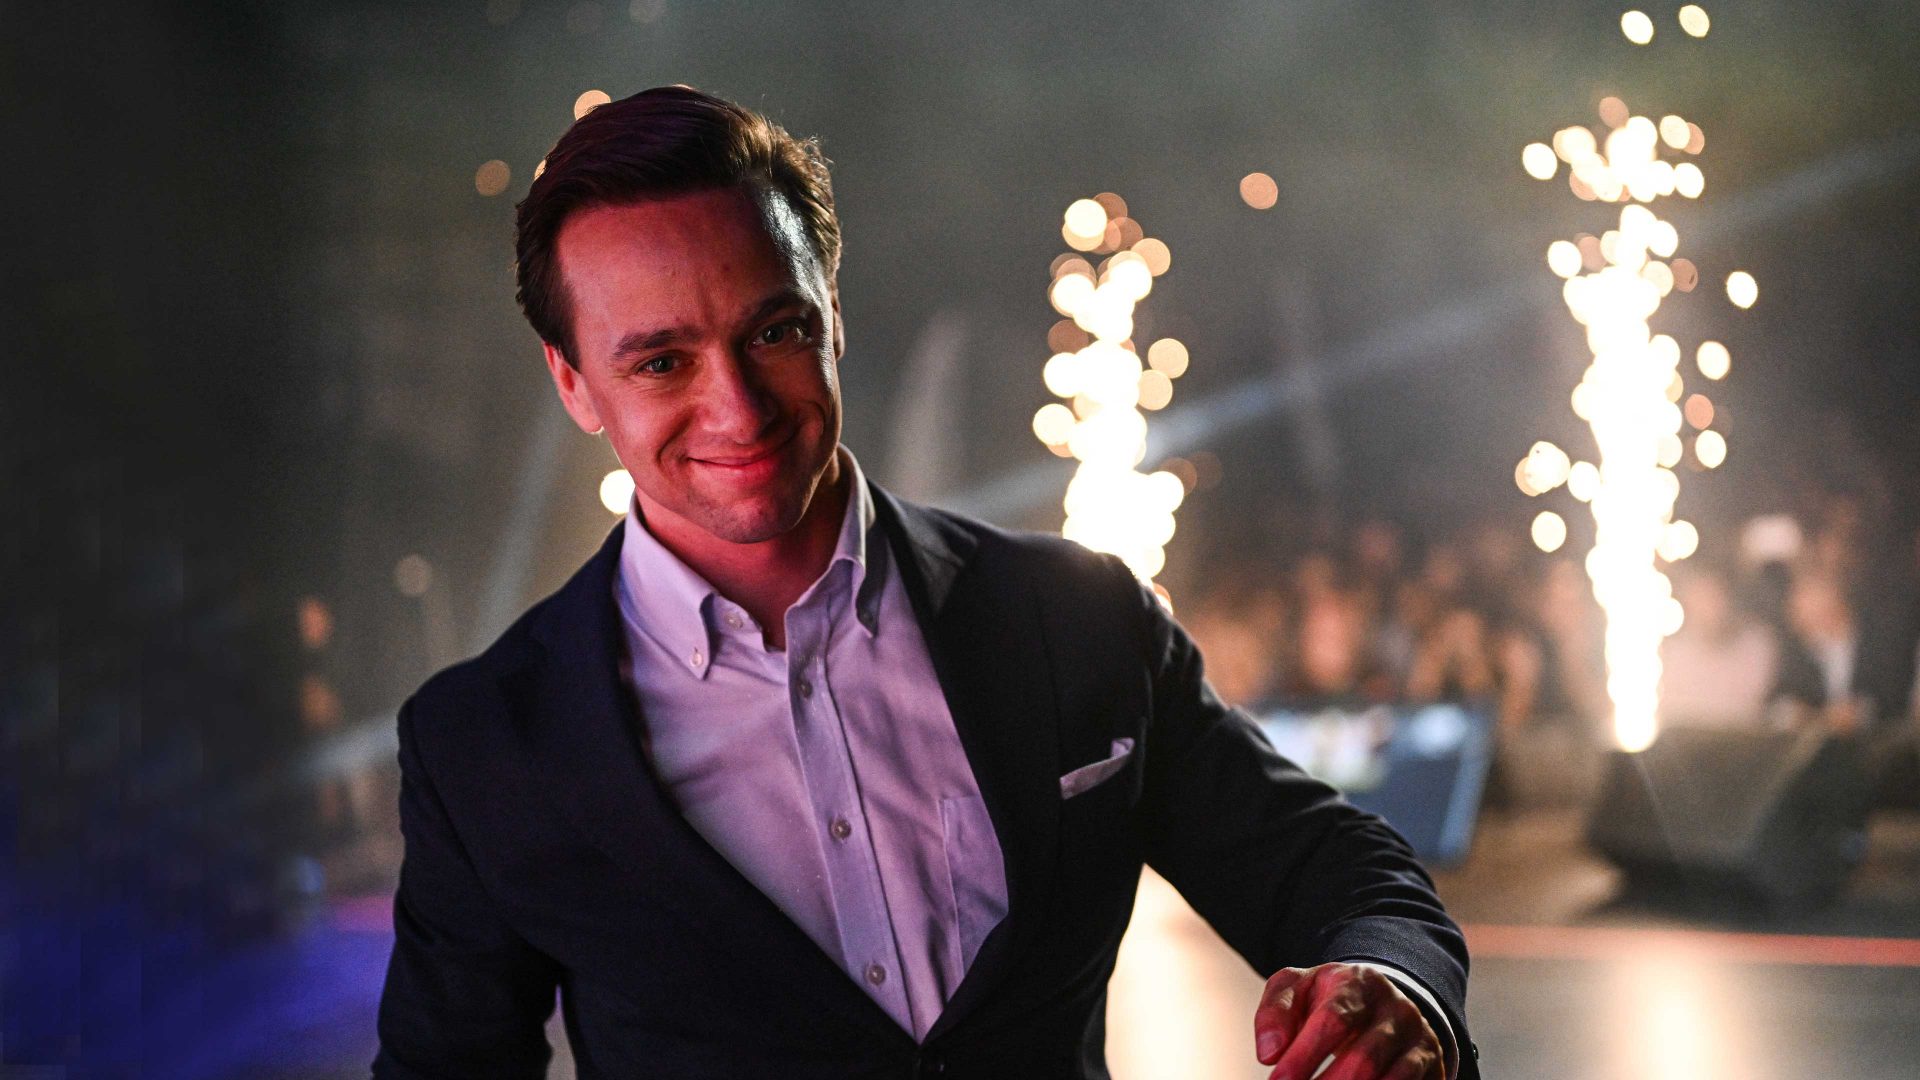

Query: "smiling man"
(373, 86), (1478, 1080)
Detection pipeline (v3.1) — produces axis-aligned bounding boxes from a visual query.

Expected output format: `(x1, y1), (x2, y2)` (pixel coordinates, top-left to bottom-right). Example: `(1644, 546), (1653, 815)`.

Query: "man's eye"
(635, 355), (678, 375)
(755, 319), (812, 347)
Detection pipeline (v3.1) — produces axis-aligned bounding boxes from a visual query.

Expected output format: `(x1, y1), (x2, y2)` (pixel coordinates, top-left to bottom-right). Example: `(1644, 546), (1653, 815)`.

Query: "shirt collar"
(828, 447), (884, 637)
(615, 446), (885, 679)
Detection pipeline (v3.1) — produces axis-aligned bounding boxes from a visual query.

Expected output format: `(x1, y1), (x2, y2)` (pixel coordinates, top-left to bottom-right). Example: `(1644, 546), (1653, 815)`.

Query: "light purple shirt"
(612, 449), (1007, 1042)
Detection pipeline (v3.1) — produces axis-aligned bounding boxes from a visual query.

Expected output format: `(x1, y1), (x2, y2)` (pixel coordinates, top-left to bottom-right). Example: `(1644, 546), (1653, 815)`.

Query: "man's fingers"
(1380, 1041), (1447, 1080)
(1254, 967), (1314, 1064)
(1269, 979), (1368, 1080)
(1317, 1009), (1422, 1080)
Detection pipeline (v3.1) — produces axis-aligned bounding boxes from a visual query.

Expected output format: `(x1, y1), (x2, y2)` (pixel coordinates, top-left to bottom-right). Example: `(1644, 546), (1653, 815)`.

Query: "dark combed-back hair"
(513, 85), (841, 368)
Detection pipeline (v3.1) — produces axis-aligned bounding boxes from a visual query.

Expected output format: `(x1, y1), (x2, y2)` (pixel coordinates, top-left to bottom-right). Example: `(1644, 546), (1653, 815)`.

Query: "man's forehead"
(560, 186), (810, 267)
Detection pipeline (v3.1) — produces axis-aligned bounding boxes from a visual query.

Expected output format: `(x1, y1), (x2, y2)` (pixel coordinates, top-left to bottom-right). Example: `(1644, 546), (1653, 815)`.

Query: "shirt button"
(689, 647), (704, 669)
(829, 817), (852, 841)
(864, 963), (887, 986)
(723, 611), (743, 630)
(798, 679), (814, 699)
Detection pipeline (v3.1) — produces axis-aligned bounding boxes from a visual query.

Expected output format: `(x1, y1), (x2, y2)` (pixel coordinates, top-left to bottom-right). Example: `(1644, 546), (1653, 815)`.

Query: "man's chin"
(683, 490), (813, 546)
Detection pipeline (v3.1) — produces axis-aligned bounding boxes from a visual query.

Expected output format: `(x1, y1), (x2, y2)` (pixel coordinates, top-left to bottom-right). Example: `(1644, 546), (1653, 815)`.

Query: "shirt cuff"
(1345, 961), (1458, 1080)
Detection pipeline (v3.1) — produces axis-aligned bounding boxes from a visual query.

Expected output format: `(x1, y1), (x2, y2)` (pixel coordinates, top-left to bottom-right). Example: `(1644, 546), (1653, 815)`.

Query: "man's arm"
(1122, 569), (1474, 1078)
(373, 697), (562, 1080)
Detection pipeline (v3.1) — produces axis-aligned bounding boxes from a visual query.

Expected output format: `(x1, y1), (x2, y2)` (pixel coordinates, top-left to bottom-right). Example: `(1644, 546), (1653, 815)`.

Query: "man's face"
(544, 185), (844, 550)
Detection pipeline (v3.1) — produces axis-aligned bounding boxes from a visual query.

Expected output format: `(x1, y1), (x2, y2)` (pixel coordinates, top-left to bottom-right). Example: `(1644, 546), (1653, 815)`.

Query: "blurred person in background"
(1285, 551), (1378, 702)
(1179, 577), (1291, 708)
(1658, 560), (1786, 730)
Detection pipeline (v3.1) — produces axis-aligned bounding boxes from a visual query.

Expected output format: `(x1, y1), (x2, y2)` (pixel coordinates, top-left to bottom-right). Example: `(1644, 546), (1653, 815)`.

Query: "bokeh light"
(1147, 338), (1190, 378)
(1548, 240), (1583, 279)
(1683, 393), (1715, 429)
(474, 159), (511, 197)
(1695, 429), (1728, 467)
(394, 554), (434, 597)
(573, 89), (611, 120)
(1032, 402), (1076, 445)
(1621, 11), (1655, 44)
(1532, 510), (1568, 552)
(1678, 4), (1711, 37)
(1726, 271), (1758, 308)
(599, 468), (635, 514)
(1674, 162), (1704, 198)
(1132, 237), (1172, 276)
(1671, 257), (1699, 291)
(1523, 143), (1559, 180)
(1138, 370), (1174, 411)
(1239, 172), (1279, 210)
(1696, 340), (1731, 380)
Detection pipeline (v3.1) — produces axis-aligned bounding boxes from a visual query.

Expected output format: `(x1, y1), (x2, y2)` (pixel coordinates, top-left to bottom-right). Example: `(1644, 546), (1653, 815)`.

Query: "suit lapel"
(871, 490), (1063, 1042)
(505, 525), (901, 1042)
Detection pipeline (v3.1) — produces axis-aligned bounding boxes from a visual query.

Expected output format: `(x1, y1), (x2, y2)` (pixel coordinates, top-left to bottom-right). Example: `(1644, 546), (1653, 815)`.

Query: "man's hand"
(1254, 963), (1444, 1080)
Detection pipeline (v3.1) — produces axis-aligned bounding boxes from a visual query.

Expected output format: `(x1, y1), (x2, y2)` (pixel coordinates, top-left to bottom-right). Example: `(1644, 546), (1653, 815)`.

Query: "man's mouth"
(689, 429), (796, 475)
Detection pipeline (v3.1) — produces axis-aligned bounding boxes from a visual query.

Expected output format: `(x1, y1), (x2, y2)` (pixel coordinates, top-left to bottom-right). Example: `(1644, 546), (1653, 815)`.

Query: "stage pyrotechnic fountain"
(1034, 194), (1185, 591)
(1516, 7), (1745, 754)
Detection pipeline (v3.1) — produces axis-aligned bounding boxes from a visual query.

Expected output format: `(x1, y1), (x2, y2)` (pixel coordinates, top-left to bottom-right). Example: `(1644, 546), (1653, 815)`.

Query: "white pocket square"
(1059, 738), (1136, 799)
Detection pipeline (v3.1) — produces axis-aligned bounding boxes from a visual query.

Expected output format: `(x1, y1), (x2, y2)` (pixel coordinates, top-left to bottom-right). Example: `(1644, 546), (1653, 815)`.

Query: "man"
(374, 86), (1477, 1080)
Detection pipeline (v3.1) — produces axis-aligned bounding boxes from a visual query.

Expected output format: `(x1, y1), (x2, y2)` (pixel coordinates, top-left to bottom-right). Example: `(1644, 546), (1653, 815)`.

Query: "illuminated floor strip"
(1465, 923), (1920, 968)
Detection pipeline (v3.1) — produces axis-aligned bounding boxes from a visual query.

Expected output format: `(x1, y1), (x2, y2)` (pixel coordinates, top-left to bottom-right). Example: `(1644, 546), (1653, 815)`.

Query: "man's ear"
(543, 341), (604, 435)
(829, 287), (846, 362)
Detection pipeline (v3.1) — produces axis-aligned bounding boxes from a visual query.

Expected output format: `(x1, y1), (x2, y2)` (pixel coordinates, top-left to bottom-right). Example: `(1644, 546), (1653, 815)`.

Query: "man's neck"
(644, 461), (851, 651)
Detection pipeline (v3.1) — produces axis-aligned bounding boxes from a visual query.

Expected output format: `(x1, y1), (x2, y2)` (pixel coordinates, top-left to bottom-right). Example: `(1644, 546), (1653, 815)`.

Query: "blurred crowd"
(1179, 491), (1920, 803)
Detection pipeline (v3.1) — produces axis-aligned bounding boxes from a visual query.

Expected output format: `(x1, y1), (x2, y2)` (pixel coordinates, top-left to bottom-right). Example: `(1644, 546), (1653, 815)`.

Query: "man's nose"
(698, 350), (778, 440)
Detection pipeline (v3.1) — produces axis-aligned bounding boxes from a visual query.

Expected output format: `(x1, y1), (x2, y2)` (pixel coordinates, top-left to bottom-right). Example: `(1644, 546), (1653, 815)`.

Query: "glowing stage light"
(1038, 196), (1186, 586)
(1678, 5), (1711, 37)
(1516, 16), (1743, 754)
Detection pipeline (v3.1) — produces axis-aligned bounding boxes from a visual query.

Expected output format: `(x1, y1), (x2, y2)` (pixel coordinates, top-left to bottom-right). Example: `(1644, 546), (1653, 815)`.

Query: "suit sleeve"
(373, 697), (562, 1079)
(1124, 568), (1477, 1078)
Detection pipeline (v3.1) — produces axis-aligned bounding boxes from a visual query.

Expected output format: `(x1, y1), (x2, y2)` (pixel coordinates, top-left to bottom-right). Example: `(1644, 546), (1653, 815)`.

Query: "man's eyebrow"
(743, 288), (814, 325)
(605, 289), (816, 364)
(609, 325), (691, 360)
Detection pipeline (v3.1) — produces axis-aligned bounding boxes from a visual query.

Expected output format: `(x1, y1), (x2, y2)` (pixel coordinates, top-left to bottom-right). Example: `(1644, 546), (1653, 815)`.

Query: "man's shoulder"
(406, 523), (622, 723)
(886, 491), (1134, 594)
(403, 597), (550, 728)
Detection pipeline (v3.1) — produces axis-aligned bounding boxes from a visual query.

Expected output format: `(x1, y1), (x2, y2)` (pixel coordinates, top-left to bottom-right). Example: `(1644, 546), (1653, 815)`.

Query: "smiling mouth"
(689, 428), (796, 471)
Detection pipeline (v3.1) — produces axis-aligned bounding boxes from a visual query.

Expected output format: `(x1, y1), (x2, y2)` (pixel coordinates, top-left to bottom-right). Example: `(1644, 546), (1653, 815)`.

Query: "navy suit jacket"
(373, 488), (1479, 1079)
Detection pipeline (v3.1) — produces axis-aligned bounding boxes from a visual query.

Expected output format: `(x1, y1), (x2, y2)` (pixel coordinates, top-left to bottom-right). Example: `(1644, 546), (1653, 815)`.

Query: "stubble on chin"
(679, 468), (821, 545)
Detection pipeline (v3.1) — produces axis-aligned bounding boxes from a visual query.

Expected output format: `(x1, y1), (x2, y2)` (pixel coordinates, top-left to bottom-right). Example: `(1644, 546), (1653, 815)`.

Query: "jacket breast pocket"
(940, 793), (1008, 974)
(1059, 737), (1136, 800)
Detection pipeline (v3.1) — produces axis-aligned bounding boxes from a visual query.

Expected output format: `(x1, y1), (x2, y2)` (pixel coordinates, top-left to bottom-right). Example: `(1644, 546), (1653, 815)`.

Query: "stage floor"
(91, 807), (1920, 1078)
(1107, 807), (1920, 1080)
